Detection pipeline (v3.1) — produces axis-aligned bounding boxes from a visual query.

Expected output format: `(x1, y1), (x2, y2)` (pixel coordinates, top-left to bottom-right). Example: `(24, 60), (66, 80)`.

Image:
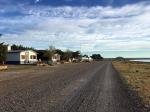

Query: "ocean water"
(130, 59), (150, 62)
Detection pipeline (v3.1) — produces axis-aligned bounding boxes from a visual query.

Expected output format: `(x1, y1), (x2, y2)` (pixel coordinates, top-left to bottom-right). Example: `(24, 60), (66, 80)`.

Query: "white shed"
(6, 50), (37, 64)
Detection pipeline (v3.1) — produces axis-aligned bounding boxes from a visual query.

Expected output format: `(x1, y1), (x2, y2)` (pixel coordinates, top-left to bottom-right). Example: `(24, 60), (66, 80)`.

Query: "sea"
(130, 59), (150, 63)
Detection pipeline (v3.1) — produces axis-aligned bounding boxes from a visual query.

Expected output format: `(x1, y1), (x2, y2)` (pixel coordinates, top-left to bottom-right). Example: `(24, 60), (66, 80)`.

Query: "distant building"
(52, 53), (61, 62)
(80, 55), (93, 62)
(72, 58), (80, 63)
(89, 57), (93, 61)
(6, 46), (37, 64)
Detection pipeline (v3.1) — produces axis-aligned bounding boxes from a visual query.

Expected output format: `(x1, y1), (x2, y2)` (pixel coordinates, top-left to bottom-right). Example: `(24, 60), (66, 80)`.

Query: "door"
(25, 51), (29, 64)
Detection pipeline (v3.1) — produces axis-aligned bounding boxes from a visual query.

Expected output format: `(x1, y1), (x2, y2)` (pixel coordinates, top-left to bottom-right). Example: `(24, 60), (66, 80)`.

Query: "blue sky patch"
(0, 0), (150, 58)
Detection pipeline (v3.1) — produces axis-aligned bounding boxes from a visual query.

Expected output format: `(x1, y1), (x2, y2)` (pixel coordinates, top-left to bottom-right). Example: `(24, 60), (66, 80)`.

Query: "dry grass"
(113, 61), (150, 107)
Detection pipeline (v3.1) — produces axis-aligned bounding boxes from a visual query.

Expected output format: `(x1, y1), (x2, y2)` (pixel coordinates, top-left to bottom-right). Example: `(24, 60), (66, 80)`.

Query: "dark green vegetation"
(115, 57), (126, 61)
(91, 54), (103, 60)
(36, 48), (81, 61)
(11, 44), (35, 50)
(0, 43), (7, 64)
(43, 46), (56, 60)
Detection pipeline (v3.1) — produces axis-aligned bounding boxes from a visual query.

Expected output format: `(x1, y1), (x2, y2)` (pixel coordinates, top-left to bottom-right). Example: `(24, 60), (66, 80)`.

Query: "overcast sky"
(0, 0), (150, 58)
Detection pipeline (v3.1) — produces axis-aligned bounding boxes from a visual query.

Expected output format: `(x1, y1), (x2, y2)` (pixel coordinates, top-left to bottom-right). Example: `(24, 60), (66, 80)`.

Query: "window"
(33, 56), (36, 59)
(21, 55), (25, 59)
(30, 55), (36, 59)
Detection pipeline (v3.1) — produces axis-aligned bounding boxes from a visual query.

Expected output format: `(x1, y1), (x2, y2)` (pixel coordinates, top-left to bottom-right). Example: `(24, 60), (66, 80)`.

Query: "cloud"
(0, 1), (150, 54)
(35, 0), (41, 4)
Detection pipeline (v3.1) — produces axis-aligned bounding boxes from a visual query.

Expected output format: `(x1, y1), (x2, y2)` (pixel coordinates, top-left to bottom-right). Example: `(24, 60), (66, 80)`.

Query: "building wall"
(20, 50), (37, 64)
(52, 54), (60, 62)
(6, 50), (37, 64)
(6, 52), (20, 62)
(81, 57), (90, 62)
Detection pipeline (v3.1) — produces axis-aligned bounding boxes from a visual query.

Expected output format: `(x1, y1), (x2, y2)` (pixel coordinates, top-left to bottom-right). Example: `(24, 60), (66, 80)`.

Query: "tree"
(43, 45), (56, 61)
(82, 54), (89, 58)
(63, 49), (73, 61)
(0, 43), (7, 64)
(11, 44), (34, 50)
(91, 54), (103, 60)
(55, 49), (64, 56)
(72, 51), (81, 58)
(115, 57), (125, 61)
(55, 49), (65, 60)
(36, 50), (47, 60)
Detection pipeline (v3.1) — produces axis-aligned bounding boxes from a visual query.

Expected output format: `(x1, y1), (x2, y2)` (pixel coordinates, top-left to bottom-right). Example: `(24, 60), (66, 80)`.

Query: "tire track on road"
(60, 63), (107, 112)
(60, 62), (143, 112)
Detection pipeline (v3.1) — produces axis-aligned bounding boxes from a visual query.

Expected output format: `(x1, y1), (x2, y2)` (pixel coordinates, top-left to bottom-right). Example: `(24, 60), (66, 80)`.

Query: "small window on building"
(30, 55), (36, 59)
(21, 55), (25, 59)
(30, 55), (33, 59)
(33, 56), (36, 59)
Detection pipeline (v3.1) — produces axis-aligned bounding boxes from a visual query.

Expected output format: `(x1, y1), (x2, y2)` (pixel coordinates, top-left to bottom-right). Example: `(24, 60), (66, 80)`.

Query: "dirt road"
(0, 62), (144, 112)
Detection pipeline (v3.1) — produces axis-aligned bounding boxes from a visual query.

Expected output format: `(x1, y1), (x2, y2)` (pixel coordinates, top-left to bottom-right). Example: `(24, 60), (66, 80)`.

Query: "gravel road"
(0, 61), (144, 112)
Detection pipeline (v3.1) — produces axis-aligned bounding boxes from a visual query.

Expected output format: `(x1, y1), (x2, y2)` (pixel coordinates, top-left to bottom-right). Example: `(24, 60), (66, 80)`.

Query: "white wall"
(6, 50), (37, 64)
(52, 54), (60, 62)
(7, 45), (11, 51)
(20, 50), (37, 64)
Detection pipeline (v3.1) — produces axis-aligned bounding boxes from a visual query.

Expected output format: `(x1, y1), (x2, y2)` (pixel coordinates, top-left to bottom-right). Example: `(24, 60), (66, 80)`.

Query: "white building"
(80, 56), (93, 62)
(89, 57), (93, 62)
(52, 53), (61, 62)
(6, 46), (37, 64)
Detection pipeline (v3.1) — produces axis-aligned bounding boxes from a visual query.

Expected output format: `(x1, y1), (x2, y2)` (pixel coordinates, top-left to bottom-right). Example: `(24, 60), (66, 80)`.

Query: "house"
(80, 55), (93, 62)
(6, 46), (37, 64)
(72, 58), (80, 63)
(80, 55), (89, 62)
(89, 57), (93, 61)
(52, 53), (61, 62)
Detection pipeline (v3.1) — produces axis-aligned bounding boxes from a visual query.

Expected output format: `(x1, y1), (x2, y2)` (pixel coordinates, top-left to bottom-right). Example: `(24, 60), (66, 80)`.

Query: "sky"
(0, 0), (150, 58)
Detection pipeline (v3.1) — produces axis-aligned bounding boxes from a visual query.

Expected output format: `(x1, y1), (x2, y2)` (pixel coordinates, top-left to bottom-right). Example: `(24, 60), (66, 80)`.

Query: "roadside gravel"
(0, 62), (145, 112)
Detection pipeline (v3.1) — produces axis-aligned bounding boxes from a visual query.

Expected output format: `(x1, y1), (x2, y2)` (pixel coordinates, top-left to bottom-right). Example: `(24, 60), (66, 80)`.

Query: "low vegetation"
(113, 61), (150, 109)
(11, 44), (34, 50)
(91, 54), (103, 60)
(0, 43), (7, 64)
(0, 42), (103, 65)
